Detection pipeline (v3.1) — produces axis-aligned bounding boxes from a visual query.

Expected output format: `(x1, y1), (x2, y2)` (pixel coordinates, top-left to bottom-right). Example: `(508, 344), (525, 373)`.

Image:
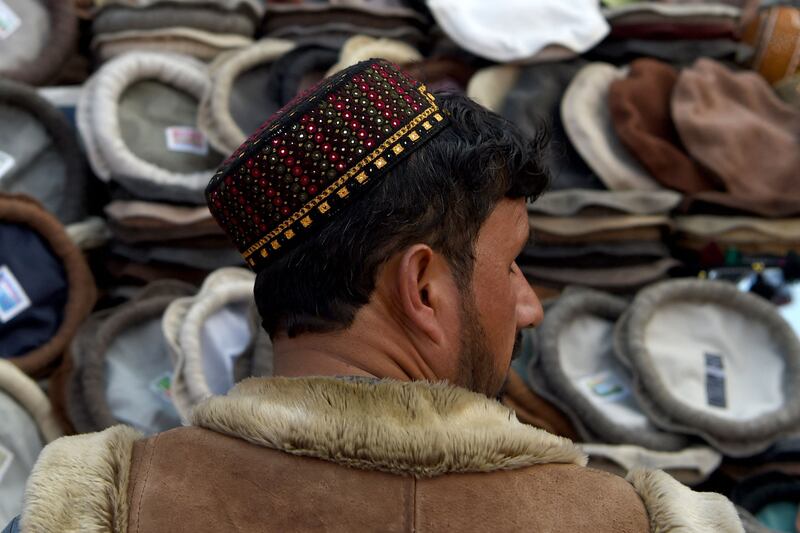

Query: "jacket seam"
(134, 434), (161, 533)
(412, 477), (417, 533)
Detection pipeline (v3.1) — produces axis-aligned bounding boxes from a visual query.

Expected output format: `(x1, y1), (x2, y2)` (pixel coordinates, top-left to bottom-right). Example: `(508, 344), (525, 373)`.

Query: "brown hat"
(609, 58), (720, 195)
(743, 6), (800, 84)
(0, 194), (97, 377)
(0, 0), (78, 86)
(672, 58), (800, 216)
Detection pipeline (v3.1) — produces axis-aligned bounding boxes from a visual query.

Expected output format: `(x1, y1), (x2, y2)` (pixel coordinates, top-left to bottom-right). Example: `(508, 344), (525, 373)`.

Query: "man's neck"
(271, 305), (440, 382)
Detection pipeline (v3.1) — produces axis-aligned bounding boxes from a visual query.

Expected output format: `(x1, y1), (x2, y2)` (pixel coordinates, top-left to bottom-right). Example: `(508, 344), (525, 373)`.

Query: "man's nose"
(512, 262), (543, 329)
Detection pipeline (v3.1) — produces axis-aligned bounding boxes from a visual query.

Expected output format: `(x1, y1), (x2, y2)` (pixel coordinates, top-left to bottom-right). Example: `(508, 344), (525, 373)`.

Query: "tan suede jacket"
(19, 378), (744, 532)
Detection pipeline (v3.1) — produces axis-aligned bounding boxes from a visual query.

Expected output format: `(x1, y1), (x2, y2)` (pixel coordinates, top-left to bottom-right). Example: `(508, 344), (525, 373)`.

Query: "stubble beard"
(455, 289), (507, 398)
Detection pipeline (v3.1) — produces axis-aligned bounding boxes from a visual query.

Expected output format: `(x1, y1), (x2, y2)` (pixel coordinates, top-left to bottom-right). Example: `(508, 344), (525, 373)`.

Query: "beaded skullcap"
(206, 59), (450, 271)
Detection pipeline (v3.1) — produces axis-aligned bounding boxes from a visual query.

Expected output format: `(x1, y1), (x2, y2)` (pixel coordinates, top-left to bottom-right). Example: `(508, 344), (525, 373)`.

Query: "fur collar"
(190, 377), (587, 477)
(20, 379), (745, 532)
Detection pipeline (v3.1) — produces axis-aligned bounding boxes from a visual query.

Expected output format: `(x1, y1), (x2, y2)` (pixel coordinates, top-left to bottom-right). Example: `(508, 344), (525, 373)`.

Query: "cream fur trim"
(77, 52), (214, 203)
(198, 39), (296, 153)
(21, 425), (141, 533)
(627, 469), (744, 533)
(163, 267), (256, 421)
(191, 377), (586, 477)
(0, 360), (62, 443)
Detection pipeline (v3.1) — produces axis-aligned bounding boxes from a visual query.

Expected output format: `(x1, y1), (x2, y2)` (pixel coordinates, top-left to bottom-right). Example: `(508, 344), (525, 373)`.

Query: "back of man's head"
(253, 92), (549, 338)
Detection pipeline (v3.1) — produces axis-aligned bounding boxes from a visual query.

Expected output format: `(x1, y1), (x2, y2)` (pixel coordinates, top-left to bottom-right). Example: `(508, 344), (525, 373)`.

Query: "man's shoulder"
(415, 463), (651, 533)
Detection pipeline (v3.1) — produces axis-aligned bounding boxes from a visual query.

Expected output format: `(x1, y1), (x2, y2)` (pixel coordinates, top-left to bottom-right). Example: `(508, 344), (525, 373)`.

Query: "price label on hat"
(0, 265), (31, 323)
(0, 151), (15, 180)
(580, 370), (630, 404)
(0, 442), (13, 484)
(0, 1), (20, 40)
(165, 126), (209, 156)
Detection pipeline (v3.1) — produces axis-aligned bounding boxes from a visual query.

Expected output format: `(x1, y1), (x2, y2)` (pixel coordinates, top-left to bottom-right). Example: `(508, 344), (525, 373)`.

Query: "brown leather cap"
(608, 58), (719, 194)
(673, 58), (800, 217)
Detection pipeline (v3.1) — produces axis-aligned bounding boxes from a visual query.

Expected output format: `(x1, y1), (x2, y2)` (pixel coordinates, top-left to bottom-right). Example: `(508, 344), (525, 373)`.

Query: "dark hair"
(255, 92), (550, 337)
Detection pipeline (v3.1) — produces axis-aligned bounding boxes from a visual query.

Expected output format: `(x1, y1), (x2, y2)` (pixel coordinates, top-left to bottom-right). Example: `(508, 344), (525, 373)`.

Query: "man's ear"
(394, 244), (457, 345)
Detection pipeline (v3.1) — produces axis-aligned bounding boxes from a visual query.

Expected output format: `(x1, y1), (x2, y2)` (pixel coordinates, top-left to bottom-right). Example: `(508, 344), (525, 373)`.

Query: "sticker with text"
(0, 1), (20, 40)
(165, 126), (209, 156)
(0, 265), (31, 323)
(0, 151), (15, 179)
(580, 370), (630, 403)
(0, 442), (13, 485)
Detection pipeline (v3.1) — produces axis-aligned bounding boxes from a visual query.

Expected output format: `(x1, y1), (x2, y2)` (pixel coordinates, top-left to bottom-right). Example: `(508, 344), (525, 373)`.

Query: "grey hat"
(588, 38), (752, 66)
(499, 60), (607, 191)
(0, 79), (87, 224)
(0, 0), (78, 86)
(614, 278), (800, 457)
(77, 52), (225, 204)
(521, 258), (679, 293)
(93, 4), (258, 37)
(520, 241), (670, 268)
(109, 241), (244, 270)
(262, 2), (428, 46)
(198, 39), (296, 153)
(529, 189), (682, 217)
(94, 0), (265, 15)
(163, 268), (273, 420)
(0, 360), (62, 525)
(66, 280), (195, 435)
(528, 288), (690, 450)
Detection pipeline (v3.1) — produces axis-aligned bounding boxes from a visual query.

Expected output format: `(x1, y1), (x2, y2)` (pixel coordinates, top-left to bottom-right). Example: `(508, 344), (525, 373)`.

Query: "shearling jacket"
(15, 378), (743, 532)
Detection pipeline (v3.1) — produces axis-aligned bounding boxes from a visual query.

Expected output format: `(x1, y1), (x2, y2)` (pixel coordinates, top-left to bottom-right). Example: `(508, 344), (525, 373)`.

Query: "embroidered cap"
(206, 59), (449, 271)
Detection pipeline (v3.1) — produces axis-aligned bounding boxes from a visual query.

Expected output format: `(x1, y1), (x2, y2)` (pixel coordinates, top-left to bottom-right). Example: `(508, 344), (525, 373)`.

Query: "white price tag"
(0, 151), (15, 180)
(0, 1), (21, 40)
(0, 265), (31, 323)
(165, 126), (209, 156)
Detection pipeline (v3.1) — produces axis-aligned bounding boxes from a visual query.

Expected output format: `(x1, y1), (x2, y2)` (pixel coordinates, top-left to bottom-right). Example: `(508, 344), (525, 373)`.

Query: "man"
(7, 60), (742, 532)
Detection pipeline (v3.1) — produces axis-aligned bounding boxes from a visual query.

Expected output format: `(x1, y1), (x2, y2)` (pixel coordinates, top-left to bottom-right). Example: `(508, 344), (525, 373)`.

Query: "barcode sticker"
(165, 127), (208, 156)
(0, 1), (20, 40)
(705, 353), (727, 408)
